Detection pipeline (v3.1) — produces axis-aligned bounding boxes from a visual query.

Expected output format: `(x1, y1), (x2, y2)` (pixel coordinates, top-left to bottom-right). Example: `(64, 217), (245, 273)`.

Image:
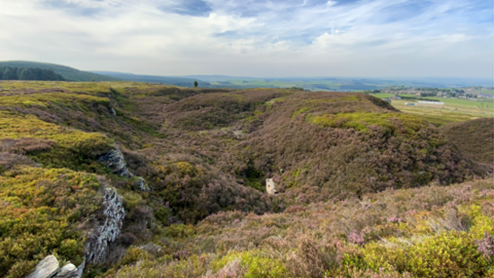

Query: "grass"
(369, 93), (494, 126)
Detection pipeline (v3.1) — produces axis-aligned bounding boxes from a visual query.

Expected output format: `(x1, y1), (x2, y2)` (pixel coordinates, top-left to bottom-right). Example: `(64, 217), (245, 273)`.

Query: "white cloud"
(0, 0), (491, 78)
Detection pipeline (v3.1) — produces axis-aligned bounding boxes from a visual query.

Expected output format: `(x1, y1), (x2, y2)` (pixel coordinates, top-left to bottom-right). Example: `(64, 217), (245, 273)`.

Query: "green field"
(210, 79), (383, 91)
(369, 93), (494, 126)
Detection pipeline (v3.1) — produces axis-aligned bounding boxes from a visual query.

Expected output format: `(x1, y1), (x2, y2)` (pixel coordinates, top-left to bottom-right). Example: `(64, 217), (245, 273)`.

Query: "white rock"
(26, 255), (59, 278)
(55, 263), (78, 278)
(266, 179), (278, 195)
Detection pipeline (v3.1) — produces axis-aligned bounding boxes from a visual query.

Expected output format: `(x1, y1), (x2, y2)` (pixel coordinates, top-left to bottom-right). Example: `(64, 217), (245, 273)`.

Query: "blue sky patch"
(160, 0), (212, 17)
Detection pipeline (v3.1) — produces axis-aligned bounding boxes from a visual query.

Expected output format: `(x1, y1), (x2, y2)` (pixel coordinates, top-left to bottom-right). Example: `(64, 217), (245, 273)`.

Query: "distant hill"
(93, 71), (210, 87)
(0, 61), (119, 82)
(182, 75), (259, 82)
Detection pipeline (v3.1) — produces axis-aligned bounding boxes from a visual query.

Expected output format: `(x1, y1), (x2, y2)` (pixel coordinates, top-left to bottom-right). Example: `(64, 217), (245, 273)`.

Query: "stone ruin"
(266, 178), (278, 195)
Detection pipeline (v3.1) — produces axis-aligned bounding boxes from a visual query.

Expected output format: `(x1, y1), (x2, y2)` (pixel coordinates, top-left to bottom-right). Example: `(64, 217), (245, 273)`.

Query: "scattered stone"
(26, 255), (59, 278)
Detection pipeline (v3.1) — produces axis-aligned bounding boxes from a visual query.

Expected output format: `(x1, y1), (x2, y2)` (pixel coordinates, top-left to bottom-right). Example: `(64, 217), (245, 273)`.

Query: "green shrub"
(0, 111), (114, 171)
(0, 167), (102, 278)
(357, 232), (488, 277)
(311, 112), (425, 134)
(212, 250), (287, 278)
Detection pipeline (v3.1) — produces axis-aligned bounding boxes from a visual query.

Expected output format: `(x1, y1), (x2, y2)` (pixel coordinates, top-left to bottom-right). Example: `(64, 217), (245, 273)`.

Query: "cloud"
(0, 0), (491, 78)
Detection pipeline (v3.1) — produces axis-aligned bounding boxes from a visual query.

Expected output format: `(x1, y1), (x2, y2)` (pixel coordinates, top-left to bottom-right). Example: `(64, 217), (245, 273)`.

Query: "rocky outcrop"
(99, 147), (131, 176)
(85, 187), (126, 264)
(26, 255), (80, 278)
(99, 146), (149, 191)
(26, 187), (123, 277)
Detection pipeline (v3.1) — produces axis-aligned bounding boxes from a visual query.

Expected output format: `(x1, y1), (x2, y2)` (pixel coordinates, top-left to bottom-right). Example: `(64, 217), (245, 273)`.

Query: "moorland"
(0, 80), (492, 278)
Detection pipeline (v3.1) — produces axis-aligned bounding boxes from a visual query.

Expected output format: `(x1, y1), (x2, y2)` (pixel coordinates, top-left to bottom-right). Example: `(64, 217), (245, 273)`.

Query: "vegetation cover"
(0, 81), (491, 277)
(0, 61), (120, 82)
(0, 66), (65, 81)
(440, 117), (494, 166)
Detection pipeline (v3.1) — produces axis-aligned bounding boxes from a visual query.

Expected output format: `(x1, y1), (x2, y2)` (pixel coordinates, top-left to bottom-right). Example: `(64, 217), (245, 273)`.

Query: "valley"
(0, 81), (492, 278)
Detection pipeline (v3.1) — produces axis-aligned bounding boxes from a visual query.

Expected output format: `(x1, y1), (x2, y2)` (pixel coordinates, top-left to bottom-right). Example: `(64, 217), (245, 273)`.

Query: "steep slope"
(0, 61), (120, 81)
(440, 117), (494, 167)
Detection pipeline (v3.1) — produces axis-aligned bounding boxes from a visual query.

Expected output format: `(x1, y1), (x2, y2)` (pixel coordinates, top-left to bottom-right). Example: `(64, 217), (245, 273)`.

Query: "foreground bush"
(0, 167), (103, 278)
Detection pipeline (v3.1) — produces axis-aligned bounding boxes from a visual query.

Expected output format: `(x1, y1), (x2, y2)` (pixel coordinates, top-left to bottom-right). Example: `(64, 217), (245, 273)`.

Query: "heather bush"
(1, 82), (491, 278)
(0, 167), (103, 278)
(440, 117), (494, 165)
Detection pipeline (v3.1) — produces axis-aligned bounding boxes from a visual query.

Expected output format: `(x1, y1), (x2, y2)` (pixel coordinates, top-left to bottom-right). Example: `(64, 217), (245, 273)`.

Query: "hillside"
(0, 61), (120, 82)
(440, 118), (494, 167)
(0, 81), (492, 278)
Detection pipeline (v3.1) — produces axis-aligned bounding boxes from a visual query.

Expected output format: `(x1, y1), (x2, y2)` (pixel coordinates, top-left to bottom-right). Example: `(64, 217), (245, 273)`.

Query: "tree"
(3, 67), (19, 80)
(194, 81), (198, 88)
(19, 68), (37, 80)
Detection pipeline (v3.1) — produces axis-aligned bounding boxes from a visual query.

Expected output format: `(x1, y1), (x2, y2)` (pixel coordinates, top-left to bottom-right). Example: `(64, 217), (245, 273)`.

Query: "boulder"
(26, 255), (59, 278)
(54, 263), (78, 278)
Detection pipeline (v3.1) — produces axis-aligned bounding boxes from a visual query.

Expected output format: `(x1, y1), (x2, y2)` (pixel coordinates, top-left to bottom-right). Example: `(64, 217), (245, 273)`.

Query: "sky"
(0, 0), (492, 78)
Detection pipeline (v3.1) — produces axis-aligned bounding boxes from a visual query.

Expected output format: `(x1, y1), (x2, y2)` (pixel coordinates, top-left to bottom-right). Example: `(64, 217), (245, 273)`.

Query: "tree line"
(0, 66), (65, 81)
